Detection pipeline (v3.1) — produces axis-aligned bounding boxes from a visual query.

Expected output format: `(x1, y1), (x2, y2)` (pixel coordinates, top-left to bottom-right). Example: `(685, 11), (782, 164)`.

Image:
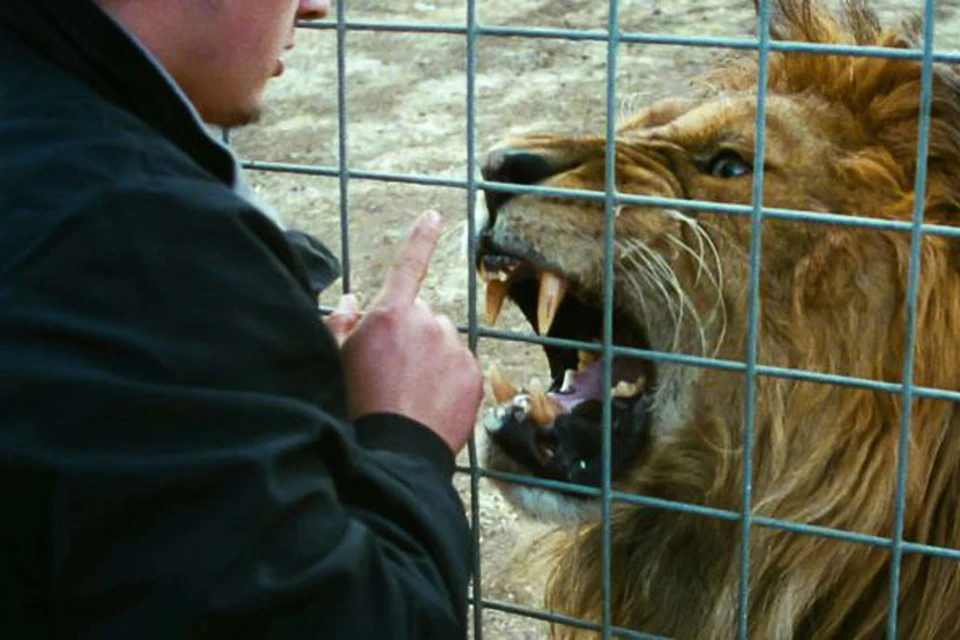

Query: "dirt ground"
(230, 1), (960, 637)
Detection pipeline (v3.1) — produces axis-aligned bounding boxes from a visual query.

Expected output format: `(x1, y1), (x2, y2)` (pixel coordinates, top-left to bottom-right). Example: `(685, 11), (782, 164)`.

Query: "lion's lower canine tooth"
(486, 280), (508, 326)
(612, 380), (639, 398)
(529, 391), (559, 426)
(560, 369), (576, 393)
(537, 271), (568, 336)
(489, 365), (519, 404)
(484, 410), (505, 433)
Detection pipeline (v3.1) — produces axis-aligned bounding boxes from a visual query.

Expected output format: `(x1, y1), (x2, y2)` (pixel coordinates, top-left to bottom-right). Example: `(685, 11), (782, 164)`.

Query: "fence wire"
(235, 1), (958, 637)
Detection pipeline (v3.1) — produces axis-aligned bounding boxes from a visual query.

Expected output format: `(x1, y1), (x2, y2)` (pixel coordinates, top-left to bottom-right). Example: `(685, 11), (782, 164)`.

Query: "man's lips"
(273, 59), (286, 77)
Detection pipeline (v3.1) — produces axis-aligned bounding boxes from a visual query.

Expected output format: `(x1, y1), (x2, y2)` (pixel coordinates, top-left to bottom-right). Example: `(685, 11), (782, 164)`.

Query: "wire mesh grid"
(235, 0), (956, 637)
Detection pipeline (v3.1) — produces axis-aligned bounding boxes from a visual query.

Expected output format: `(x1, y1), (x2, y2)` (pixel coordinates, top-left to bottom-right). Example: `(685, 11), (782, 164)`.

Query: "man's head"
(98, 0), (330, 126)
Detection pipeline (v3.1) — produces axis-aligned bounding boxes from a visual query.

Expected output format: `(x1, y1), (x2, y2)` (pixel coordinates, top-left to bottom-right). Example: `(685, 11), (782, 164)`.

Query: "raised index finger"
(375, 210), (442, 308)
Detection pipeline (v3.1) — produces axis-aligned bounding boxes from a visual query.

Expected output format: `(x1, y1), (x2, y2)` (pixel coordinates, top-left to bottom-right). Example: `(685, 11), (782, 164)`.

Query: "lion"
(474, 1), (960, 637)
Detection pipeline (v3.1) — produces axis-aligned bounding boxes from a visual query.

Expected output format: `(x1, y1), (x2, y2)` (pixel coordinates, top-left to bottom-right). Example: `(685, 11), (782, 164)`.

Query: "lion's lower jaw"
(498, 482), (600, 524)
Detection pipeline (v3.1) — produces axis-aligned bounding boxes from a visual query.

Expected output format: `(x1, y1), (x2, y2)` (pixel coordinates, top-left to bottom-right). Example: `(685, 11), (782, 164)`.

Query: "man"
(0, 0), (484, 637)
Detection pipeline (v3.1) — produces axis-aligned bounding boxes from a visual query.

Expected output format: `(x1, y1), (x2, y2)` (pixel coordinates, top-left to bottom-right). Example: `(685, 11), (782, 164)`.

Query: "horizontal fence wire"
(297, 19), (960, 63)
(241, 161), (960, 239)
(314, 310), (960, 404)
(475, 597), (672, 640)
(459, 466), (960, 562)
(248, 5), (960, 638)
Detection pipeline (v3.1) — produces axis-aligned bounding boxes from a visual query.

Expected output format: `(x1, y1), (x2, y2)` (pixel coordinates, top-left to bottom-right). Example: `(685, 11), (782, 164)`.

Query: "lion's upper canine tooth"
(486, 279), (508, 326)
(537, 271), (568, 337)
(578, 349), (598, 372)
(489, 364), (520, 404)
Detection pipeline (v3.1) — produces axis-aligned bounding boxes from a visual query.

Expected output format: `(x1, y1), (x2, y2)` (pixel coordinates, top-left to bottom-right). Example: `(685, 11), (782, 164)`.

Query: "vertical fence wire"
(886, 0), (937, 635)
(736, 0), (773, 636)
(464, 0), (485, 638)
(335, 0), (352, 293)
(601, 0), (622, 637)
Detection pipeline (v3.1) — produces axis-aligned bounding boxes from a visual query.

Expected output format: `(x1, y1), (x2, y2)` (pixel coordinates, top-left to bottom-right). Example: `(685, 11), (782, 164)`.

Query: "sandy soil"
(230, 1), (960, 637)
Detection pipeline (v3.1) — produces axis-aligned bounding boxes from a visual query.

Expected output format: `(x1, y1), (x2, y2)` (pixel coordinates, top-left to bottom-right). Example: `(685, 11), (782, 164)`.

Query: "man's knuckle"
(367, 306), (399, 330)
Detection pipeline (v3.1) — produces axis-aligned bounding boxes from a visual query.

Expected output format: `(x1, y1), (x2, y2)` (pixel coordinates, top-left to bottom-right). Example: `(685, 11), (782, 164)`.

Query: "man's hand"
(340, 211), (484, 454)
(325, 293), (362, 346)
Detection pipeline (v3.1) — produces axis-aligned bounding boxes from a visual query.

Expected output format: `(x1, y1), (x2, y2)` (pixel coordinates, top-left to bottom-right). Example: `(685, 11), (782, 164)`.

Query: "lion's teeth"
(489, 364), (519, 404)
(560, 369), (576, 393)
(612, 375), (648, 399)
(612, 380), (639, 398)
(529, 390), (559, 427)
(485, 279), (508, 326)
(484, 409), (506, 433)
(537, 271), (568, 337)
(482, 268), (510, 283)
(578, 349), (598, 372)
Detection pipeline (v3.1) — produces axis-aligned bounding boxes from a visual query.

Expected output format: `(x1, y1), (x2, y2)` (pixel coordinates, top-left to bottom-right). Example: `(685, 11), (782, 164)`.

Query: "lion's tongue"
(547, 361), (607, 413)
(547, 357), (649, 413)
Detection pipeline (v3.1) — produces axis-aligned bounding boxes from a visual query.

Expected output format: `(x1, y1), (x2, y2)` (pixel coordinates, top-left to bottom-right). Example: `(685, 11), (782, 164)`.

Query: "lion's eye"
(706, 151), (752, 178)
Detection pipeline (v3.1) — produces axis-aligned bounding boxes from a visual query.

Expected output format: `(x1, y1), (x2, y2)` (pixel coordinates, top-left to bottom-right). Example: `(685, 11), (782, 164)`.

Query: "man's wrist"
(353, 413), (457, 477)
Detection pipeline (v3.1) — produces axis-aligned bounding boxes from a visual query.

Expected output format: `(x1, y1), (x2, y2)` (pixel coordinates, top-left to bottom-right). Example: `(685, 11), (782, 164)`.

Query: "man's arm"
(0, 180), (471, 638)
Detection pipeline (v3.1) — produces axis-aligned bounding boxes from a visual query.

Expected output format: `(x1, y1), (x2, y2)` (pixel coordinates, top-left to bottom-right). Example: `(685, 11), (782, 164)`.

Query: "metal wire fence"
(235, 1), (956, 637)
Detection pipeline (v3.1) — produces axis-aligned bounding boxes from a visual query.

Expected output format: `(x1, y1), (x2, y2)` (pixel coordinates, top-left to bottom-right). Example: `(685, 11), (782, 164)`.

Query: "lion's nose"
(481, 149), (566, 221)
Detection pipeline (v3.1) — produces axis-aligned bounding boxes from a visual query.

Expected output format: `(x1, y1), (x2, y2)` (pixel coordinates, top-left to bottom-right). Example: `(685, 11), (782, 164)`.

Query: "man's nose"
(297, 0), (330, 20)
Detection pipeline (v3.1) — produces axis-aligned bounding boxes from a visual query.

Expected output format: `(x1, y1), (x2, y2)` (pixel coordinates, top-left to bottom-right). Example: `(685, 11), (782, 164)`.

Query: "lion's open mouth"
(479, 250), (656, 490)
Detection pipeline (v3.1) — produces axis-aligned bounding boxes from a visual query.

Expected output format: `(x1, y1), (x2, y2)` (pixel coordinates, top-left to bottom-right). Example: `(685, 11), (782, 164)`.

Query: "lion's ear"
(752, 0), (849, 44)
(752, 0), (793, 41)
(753, 0), (809, 40)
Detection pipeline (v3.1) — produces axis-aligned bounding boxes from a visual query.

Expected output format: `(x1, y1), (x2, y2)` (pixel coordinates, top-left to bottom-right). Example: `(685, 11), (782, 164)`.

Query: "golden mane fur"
(486, 1), (960, 637)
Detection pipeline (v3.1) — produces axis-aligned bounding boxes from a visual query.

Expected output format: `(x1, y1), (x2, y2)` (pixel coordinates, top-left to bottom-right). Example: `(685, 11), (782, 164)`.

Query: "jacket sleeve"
(0, 179), (471, 639)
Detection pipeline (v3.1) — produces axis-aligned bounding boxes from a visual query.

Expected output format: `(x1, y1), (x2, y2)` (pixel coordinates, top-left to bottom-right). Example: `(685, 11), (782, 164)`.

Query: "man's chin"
(202, 102), (263, 130)
(209, 109), (262, 129)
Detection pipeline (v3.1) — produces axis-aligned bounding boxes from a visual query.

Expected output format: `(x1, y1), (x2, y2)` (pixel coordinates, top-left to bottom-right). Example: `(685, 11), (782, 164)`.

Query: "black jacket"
(0, 1), (470, 637)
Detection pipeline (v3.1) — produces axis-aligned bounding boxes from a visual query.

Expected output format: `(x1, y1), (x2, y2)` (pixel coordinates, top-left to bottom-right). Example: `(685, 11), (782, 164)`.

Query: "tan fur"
(485, 1), (960, 637)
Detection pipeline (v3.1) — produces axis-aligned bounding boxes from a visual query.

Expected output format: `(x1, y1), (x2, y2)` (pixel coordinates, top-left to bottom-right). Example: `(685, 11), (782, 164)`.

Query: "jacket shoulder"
(0, 37), (221, 210)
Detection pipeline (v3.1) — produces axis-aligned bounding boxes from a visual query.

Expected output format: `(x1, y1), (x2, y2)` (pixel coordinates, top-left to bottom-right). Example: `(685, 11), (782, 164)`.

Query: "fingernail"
(422, 210), (441, 229)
